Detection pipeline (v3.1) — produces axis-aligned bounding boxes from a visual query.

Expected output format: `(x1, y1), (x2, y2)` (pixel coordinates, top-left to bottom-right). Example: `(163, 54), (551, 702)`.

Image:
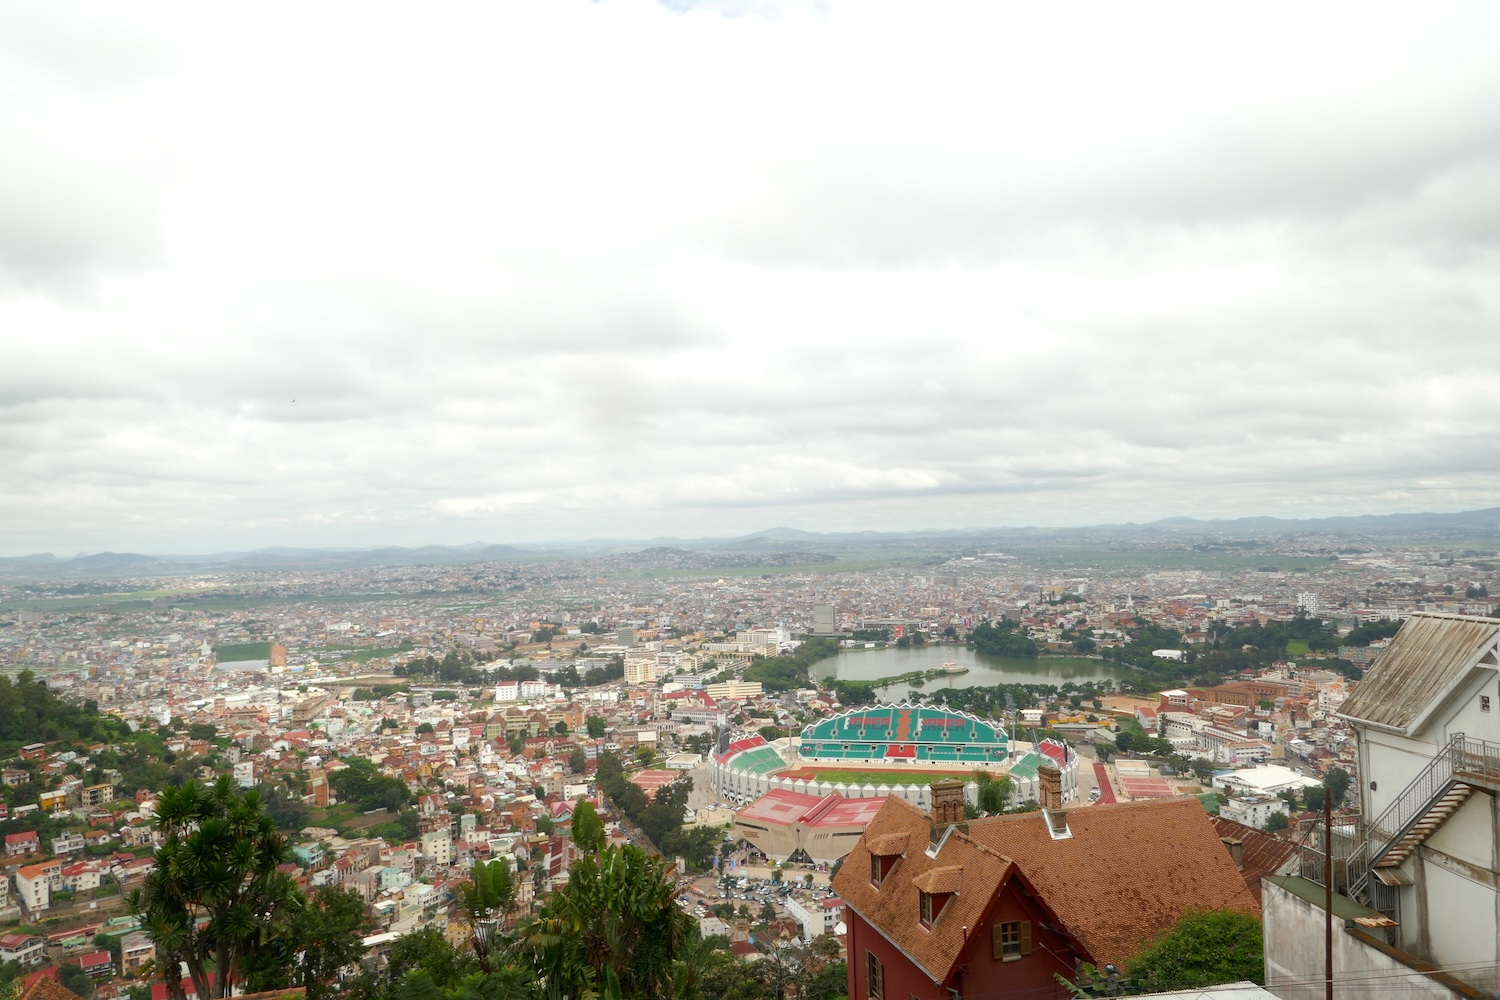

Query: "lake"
(809, 644), (1122, 701)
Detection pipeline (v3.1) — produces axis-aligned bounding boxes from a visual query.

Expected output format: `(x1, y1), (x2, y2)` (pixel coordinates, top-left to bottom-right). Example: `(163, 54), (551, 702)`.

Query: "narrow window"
(919, 891), (933, 927)
(870, 852), (883, 887)
(866, 951), (884, 1000)
(1483, 695), (1492, 712)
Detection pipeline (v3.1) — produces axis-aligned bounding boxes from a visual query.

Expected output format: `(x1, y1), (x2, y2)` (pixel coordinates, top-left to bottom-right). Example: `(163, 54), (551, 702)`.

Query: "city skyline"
(5, 2), (1500, 556)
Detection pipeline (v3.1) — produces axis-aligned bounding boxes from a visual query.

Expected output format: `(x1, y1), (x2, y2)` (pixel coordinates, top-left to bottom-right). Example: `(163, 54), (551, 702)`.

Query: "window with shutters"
(992, 919), (1032, 961)
(866, 951), (884, 1000)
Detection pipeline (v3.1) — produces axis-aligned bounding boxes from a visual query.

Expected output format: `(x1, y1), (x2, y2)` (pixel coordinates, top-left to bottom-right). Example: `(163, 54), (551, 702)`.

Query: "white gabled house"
(1265, 612), (1500, 998)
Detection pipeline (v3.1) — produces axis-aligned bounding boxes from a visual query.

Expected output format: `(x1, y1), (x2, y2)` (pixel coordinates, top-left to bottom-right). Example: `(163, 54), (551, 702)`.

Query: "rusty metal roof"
(1338, 613), (1500, 733)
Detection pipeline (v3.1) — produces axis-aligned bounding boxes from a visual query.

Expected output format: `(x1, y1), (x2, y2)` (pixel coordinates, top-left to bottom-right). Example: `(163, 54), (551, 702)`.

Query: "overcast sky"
(4, 1), (1500, 556)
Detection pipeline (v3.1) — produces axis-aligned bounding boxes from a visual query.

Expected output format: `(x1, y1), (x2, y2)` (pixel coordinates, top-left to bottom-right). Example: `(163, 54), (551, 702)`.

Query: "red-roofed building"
(0, 933), (45, 967)
(629, 769), (682, 800)
(73, 951), (114, 978)
(733, 789), (888, 865)
(832, 780), (1258, 1000)
(5, 831), (39, 856)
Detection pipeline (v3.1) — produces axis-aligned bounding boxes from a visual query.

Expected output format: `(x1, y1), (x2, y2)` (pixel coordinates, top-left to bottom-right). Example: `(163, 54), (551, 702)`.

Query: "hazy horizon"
(6, 2), (1500, 557)
(6, 501), (1497, 560)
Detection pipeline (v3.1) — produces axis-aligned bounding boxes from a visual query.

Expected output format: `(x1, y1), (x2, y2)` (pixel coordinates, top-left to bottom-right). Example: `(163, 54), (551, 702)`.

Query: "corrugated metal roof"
(1338, 613), (1500, 733)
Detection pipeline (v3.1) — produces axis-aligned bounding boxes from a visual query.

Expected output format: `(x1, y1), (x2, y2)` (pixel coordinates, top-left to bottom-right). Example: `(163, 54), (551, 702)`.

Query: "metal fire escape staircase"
(1344, 733), (1500, 903)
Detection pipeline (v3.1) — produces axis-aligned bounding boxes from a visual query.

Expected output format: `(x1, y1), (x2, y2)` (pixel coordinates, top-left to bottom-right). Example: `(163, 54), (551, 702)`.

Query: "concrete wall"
(1411, 789), (1499, 982)
(1263, 879), (1467, 1000)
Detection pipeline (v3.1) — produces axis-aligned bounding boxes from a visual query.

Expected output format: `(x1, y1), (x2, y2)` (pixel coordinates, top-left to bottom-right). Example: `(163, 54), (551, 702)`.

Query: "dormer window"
(867, 833), (908, 887)
(912, 864), (962, 927)
(918, 890), (951, 927)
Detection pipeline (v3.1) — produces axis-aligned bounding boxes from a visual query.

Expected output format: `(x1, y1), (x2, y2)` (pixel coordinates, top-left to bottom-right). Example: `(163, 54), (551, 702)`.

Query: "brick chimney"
(1038, 762), (1063, 812)
(930, 779), (966, 826)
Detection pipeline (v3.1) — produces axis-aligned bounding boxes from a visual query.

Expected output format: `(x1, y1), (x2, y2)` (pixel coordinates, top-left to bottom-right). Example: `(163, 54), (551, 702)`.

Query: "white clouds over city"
(3, 1), (1500, 554)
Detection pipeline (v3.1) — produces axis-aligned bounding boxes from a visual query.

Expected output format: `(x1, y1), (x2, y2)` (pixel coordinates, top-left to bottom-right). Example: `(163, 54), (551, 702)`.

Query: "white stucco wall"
(1262, 879), (1463, 1000)
(1419, 857), (1499, 977)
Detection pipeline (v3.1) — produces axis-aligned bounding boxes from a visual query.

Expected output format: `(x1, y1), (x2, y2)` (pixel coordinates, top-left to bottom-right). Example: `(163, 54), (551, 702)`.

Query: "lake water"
(809, 645), (1121, 701)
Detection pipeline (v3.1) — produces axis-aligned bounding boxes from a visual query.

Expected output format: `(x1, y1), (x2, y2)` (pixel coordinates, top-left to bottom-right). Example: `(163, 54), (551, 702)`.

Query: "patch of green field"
(215, 641), (272, 662)
(1286, 639), (1311, 655)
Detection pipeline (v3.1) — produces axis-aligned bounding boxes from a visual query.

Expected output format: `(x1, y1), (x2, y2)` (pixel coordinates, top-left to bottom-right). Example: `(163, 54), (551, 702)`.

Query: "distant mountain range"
(3, 507), (1497, 578)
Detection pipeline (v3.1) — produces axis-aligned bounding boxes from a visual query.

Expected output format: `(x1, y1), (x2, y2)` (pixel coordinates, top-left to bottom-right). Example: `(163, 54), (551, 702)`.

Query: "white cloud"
(3, 0), (1500, 554)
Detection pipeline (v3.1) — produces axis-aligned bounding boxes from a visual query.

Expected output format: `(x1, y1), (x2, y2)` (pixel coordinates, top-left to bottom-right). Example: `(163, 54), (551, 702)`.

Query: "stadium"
(709, 703), (1079, 810)
(797, 704), (1009, 763)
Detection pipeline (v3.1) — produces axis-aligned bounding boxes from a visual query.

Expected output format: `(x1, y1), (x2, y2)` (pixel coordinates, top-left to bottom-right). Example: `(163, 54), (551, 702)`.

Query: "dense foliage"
(1125, 908), (1265, 992)
(330, 756), (412, 811)
(594, 751), (718, 867)
(528, 844), (690, 999)
(966, 619), (1039, 658)
(131, 778), (303, 1000)
(0, 670), (131, 753)
(742, 637), (840, 692)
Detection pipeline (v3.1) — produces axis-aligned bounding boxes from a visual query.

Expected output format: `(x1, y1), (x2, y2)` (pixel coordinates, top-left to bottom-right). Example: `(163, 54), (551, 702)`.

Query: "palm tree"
(456, 858), (519, 973)
(131, 776), (301, 1000)
(670, 928), (725, 1000)
(529, 844), (690, 1000)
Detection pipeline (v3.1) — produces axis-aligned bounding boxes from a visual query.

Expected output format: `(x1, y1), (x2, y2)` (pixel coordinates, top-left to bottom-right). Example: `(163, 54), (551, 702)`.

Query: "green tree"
(568, 748), (588, 775)
(527, 844), (690, 1000)
(384, 926), (476, 991)
(1304, 786), (1326, 813)
(1324, 766), (1352, 808)
(1127, 908), (1264, 991)
(256, 783), (308, 832)
(1265, 812), (1289, 833)
(972, 770), (1013, 815)
(415, 722), (434, 735)
(671, 931), (729, 1000)
(586, 716), (607, 739)
(328, 757), (409, 812)
(248, 886), (374, 1000)
(457, 858), (519, 973)
(572, 800), (606, 854)
(131, 777), (302, 1000)
(59, 964), (95, 1000)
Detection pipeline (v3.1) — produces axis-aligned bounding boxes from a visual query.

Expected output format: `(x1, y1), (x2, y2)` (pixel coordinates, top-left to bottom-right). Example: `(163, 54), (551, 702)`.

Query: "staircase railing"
(1453, 736), (1500, 785)
(1365, 733), (1466, 860)
(1308, 733), (1500, 903)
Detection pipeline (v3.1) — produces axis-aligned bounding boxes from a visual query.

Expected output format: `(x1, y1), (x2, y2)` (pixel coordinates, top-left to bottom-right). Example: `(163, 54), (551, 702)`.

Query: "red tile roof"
(835, 794), (1261, 975)
(1212, 815), (1298, 906)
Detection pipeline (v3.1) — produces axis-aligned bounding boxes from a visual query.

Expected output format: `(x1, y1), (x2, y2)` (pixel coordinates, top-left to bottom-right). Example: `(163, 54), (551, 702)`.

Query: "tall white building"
(623, 656), (656, 685)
